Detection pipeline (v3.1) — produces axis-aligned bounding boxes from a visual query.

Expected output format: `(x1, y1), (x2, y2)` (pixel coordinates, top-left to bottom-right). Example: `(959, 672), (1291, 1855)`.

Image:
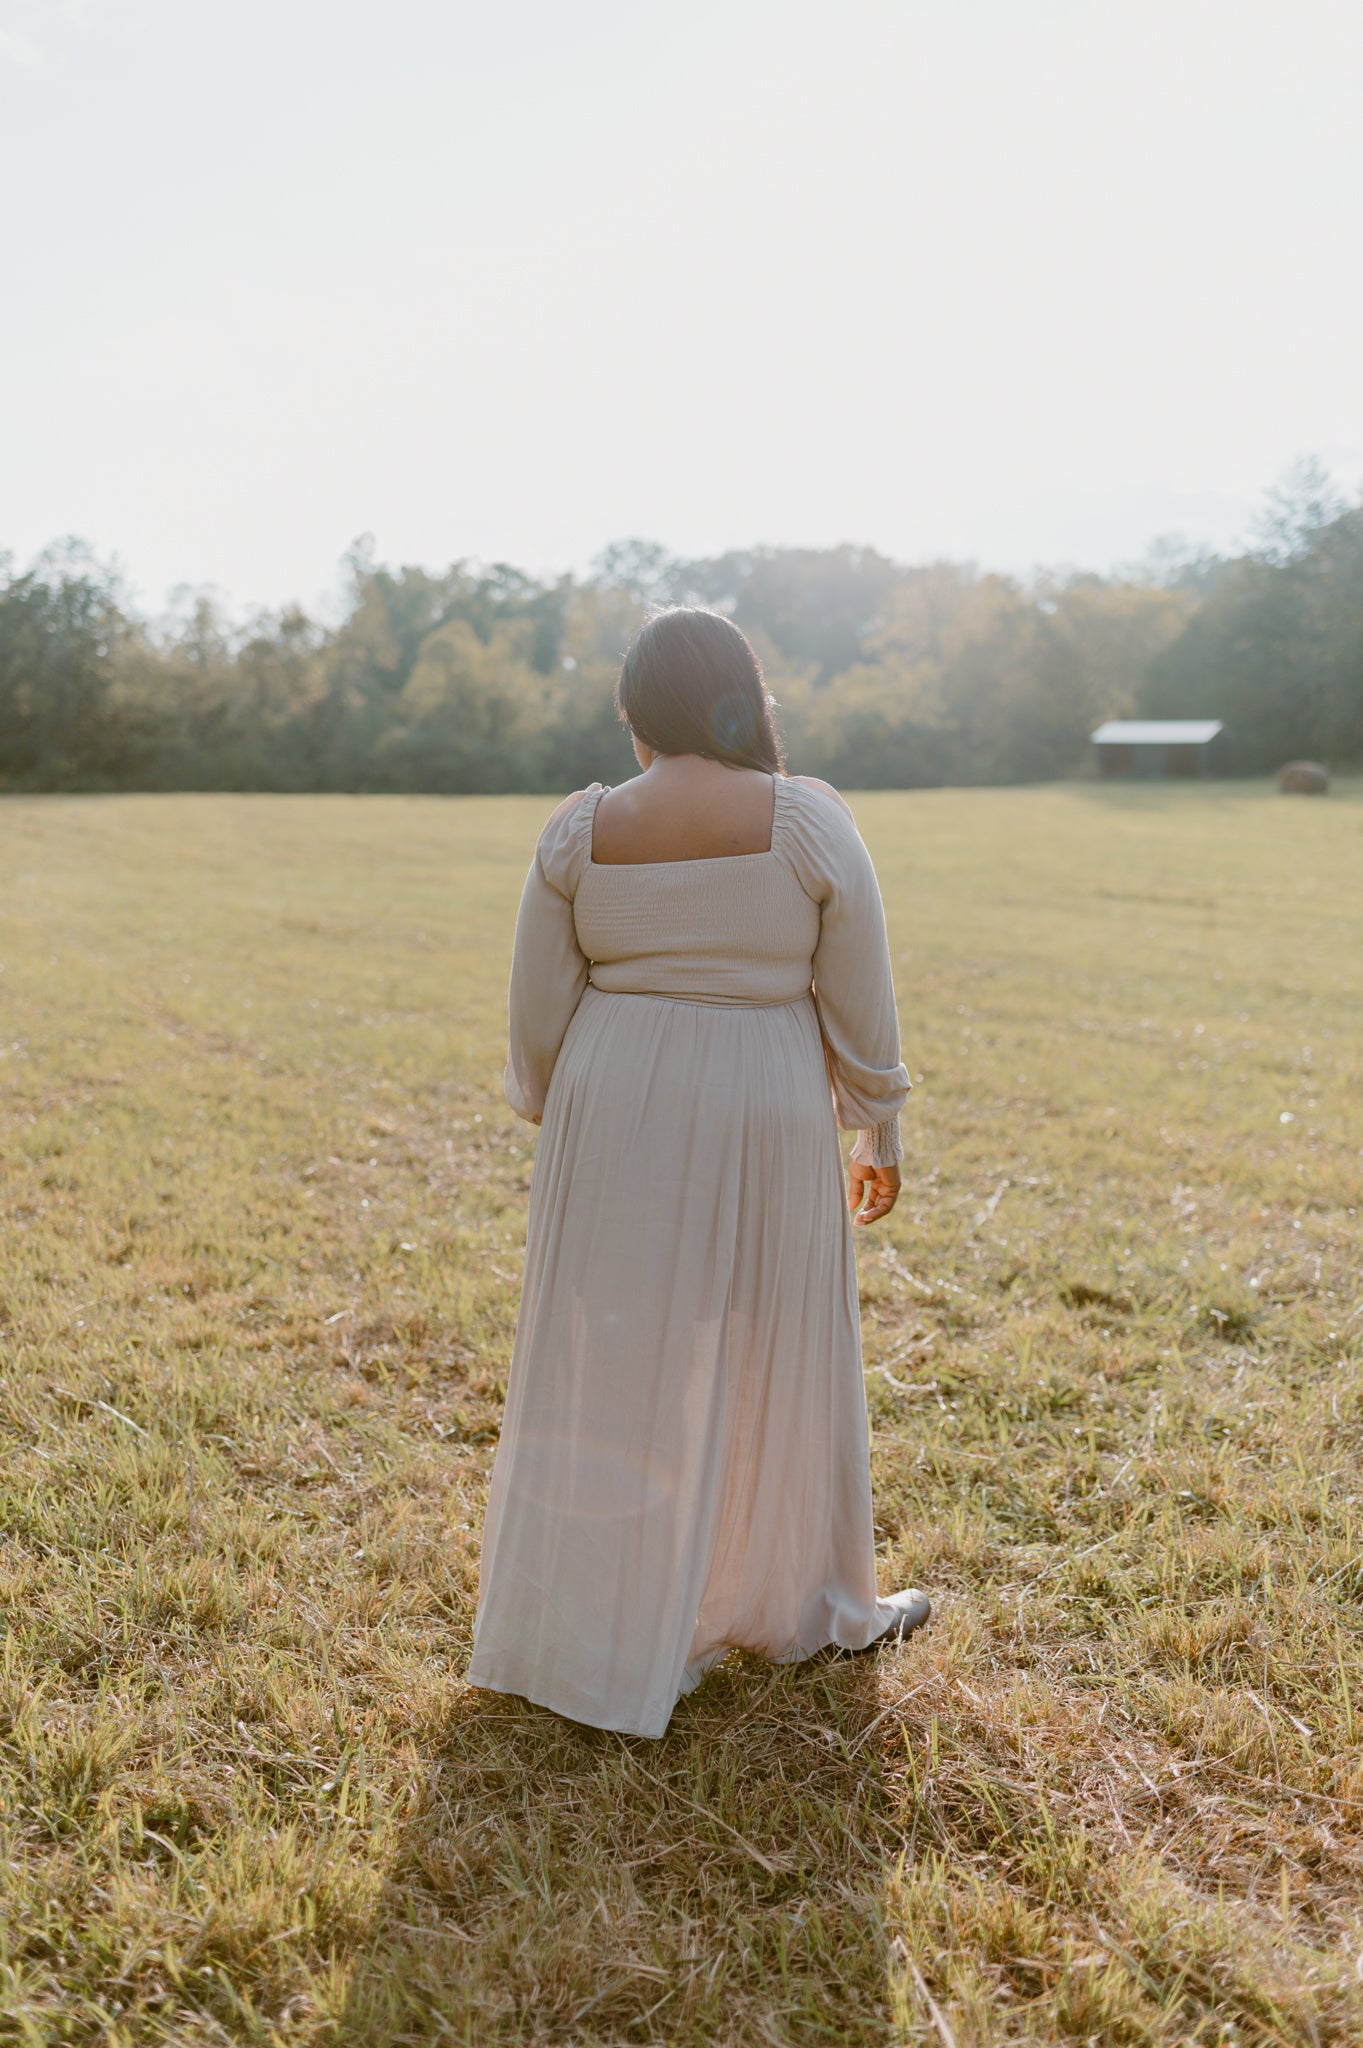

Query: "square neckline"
(584, 773), (787, 871)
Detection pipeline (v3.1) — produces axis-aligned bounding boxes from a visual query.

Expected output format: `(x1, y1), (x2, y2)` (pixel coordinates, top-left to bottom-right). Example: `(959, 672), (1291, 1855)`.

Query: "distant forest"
(3, 468), (1360, 793)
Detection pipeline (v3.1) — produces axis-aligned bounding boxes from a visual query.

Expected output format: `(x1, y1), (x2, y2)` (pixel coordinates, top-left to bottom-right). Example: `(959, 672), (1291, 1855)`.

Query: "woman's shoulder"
(780, 774), (860, 844)
(784, 774), (855, 819)
(535, 783), (605, 892)
(776, 774), (868, 896)
(544, 787), (590, 830)
(539, 781), (608, 835)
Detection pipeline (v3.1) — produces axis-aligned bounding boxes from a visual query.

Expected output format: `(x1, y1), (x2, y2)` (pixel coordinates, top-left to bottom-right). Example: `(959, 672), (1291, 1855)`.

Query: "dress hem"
(466, 1598), (903, 1739)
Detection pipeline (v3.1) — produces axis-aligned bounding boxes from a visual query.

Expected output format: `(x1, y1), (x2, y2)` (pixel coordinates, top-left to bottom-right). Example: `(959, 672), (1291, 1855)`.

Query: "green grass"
(1, 781), (1361, 2046)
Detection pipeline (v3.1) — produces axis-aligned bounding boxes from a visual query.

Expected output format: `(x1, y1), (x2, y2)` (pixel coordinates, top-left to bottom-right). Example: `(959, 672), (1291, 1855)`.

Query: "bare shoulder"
(788, 774), (855, 819)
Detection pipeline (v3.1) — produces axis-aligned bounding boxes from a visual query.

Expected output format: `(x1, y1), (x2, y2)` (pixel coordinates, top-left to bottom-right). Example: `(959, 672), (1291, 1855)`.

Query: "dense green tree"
(1140, 488), (1363, 772)
(2, 472), (1360, 795)
(0, 542), (136, 788)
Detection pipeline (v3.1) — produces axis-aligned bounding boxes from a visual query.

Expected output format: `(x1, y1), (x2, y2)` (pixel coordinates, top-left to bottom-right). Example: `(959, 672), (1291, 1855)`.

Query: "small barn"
(1091, 719), (1226, 779)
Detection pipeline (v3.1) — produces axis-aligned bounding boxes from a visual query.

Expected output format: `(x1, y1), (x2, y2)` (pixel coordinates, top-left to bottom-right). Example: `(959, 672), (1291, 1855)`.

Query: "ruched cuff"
(851, 1117), (902, 1169)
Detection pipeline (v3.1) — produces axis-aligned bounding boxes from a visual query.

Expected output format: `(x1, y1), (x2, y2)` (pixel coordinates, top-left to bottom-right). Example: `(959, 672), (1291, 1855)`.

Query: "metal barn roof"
(1091, 720), (1224, 746)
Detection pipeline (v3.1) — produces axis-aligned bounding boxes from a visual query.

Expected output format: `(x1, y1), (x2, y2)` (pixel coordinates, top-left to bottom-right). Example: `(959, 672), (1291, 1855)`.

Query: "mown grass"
(1, 781), (1360, 2047)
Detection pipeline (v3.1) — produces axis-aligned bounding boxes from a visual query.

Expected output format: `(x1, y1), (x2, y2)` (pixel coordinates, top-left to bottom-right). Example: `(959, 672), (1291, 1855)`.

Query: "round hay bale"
(1278, 761), (1329, 795)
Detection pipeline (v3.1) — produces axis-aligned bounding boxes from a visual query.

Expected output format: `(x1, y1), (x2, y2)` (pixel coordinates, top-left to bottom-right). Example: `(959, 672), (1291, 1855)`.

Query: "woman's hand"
(849, 1159), (900, 1226)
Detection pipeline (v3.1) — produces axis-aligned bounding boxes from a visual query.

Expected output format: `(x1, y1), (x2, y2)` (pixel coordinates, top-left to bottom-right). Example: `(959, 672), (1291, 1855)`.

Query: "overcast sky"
(3, 0), (1361, 614)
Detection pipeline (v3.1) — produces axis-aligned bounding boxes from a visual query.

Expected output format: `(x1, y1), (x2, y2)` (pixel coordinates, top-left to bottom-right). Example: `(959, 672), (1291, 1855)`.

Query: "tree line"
(2, 469), (1359, 793)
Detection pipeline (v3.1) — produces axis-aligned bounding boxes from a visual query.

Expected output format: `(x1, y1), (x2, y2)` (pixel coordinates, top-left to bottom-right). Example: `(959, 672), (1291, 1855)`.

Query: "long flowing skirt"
(466, 986), (894, 1738)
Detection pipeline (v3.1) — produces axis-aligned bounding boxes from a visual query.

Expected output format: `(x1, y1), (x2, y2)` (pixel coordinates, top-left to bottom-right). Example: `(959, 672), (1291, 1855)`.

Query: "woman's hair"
(615, 607), (785, 772)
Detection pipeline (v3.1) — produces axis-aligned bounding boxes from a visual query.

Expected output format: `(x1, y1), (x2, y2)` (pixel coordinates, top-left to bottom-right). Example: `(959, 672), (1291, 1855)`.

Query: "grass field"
(2, 781), (1361, 2047)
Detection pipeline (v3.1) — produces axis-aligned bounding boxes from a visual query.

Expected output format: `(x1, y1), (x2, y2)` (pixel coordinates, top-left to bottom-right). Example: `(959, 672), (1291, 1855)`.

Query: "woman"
(467, 608), (928, 1739)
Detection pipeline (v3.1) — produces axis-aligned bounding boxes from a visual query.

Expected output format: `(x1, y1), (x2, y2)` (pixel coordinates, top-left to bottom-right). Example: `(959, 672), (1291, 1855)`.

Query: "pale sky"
(3, 0), (1361, 615)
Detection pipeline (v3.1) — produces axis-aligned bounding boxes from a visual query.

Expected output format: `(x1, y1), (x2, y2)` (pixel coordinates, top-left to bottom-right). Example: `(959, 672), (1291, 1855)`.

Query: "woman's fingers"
(849, 1161), (900, 1226)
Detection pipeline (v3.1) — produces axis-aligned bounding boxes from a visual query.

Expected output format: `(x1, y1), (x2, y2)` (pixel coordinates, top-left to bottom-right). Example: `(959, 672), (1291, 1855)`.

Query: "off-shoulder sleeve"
(781, 780), (910, 1168)
(503, 790), (594, 1124)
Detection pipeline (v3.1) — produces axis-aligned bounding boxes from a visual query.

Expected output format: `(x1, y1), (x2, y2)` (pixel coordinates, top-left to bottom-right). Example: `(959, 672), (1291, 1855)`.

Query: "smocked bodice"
(573, 779), (822, 1005)
(503, 772), (910, 1167)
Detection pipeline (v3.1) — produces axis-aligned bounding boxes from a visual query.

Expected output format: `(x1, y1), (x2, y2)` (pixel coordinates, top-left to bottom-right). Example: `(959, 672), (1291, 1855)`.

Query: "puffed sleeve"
(503, 790), (594, 1124)
(782, 780), (910, 1168)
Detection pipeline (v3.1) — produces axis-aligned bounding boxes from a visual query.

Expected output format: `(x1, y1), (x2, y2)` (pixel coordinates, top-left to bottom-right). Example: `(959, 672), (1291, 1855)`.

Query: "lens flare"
(709, 692), (757, 754)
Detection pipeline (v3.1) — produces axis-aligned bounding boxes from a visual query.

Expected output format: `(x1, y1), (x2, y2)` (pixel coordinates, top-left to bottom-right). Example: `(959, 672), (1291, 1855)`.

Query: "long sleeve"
(503, 797), (591, 1124)
(783, 781), (910, 1168)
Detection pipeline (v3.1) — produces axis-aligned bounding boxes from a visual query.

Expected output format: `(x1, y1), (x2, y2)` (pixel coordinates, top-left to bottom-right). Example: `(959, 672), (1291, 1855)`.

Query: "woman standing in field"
(467, 608), (928, 1738)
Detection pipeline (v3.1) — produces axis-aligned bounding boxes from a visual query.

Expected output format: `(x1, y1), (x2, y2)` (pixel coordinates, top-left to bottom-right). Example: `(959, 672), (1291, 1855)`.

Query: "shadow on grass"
(337, 1651), (900, 2046)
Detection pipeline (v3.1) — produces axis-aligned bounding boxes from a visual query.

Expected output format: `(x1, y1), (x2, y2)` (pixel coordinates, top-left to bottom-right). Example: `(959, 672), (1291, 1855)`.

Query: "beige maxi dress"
(466, 773), (911, 1738)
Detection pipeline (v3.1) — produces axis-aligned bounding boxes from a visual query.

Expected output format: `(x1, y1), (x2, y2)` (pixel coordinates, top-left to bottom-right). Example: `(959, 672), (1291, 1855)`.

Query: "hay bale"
(1278, 761), (1329, 795)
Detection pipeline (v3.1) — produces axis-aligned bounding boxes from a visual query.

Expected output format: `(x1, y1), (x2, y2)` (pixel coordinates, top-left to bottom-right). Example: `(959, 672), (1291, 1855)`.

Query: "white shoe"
(880, 1589), (925, 1638)
(841, 1588), (931, 1656)
(879, 1587), (931, 1640)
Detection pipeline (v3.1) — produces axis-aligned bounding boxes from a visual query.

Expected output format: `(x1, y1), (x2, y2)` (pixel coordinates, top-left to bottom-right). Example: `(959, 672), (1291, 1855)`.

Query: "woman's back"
(537, 774), (881, 1010)
(578, 778), (818, 1006)
(590, 758), (778, 865)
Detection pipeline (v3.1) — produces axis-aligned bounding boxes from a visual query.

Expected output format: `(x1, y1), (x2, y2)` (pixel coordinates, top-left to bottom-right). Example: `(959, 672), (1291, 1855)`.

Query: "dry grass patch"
(1, 783), (1361, 2044)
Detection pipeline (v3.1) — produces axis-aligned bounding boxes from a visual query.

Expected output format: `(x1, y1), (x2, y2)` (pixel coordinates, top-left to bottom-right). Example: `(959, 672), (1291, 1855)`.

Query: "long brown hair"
(615, 608), (784, 772)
